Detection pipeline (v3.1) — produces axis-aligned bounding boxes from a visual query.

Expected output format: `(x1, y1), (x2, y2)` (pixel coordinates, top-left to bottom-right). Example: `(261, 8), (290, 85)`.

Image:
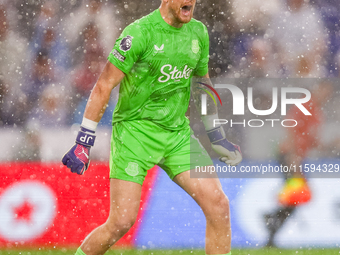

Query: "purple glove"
(62, 127), (96, 175)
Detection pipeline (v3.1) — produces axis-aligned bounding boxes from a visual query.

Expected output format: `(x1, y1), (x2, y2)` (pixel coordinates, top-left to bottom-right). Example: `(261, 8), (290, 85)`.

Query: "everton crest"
(192, 39), (199, 54)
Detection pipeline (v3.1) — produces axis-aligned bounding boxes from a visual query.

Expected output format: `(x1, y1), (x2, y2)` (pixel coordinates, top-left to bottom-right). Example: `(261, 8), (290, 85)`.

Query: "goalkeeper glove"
(62, 127), (96, 175)
(206, 126), (242, 166)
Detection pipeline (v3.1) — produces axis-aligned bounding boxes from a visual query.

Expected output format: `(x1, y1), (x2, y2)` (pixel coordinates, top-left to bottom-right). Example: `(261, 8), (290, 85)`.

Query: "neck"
(159, 3), (183, 28)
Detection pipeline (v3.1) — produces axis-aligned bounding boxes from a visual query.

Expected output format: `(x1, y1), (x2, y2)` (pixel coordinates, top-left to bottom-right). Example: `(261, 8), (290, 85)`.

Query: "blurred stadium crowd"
(0, 0), (340, 160)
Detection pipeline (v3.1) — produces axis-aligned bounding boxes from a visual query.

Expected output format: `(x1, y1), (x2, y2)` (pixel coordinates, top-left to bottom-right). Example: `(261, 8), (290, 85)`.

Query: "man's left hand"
(206, 126), (242, 166)
(211, 139), (242, 166)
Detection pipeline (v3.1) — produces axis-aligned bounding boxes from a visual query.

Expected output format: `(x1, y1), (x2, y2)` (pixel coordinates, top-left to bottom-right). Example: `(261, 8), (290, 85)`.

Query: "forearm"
(62, 62), (125, 174)
(192, 75), (222, 131)
(83, 81), (112, 123)
(191, 76), (218, 116)
(82, 61), (125, 124)
(191, 74), (242, 166)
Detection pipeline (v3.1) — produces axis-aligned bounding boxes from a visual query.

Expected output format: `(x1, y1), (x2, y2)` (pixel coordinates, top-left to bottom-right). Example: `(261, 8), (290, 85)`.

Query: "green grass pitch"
(0, 248), (339, 255)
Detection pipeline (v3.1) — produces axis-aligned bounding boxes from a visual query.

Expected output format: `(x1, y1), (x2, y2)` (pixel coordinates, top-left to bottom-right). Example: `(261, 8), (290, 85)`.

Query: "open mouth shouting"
(161, 0), (196, 27)
(180, 4), (193, 17)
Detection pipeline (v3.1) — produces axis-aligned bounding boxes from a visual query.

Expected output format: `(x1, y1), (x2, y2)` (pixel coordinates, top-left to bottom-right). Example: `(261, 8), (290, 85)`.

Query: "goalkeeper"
(62, 0), (241, 254)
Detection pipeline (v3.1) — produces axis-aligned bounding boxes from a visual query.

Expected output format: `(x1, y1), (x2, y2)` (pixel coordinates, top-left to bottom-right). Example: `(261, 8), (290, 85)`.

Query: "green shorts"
(109, 120), (212, 185)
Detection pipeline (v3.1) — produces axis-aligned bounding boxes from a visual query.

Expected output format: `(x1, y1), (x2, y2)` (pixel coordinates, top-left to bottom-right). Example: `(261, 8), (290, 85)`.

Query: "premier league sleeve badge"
(120, 35), (134, 52)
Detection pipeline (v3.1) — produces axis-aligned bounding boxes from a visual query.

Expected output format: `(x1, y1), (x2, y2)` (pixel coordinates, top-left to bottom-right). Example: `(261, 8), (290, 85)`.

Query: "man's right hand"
(62, 144), (91, 175)
(62, 127), (96, 175)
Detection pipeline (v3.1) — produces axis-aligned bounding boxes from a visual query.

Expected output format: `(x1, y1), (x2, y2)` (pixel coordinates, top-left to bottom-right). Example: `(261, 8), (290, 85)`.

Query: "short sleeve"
(194, 24), (210, 76)
(107, 22), (147, 74)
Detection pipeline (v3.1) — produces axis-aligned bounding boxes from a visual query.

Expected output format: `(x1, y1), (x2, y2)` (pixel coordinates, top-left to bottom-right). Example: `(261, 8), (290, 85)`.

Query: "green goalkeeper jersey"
(108, 9), (209, 130)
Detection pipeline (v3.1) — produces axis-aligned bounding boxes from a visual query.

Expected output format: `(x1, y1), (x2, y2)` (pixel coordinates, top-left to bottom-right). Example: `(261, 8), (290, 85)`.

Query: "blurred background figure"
(13, 83), (69, 162)
(226, 0), (339, 247)
(313, 0), (340, 77)
(23, 49), (56, 114)
(247, 38), (281, 78)
(72, 23), (105, 99)
(232, 36), (282, 78)
(259, 0), (331, 246)
(0, 3), (28, 126)
(62, 0), (119, 66)
(28, 84), (69, 128)
(268, 0), (328, 77)
(194, 0), (236, 77)
(35, 0), (58, 28)
(229, 0), (329, 78)
(0, 75), (26, 127)
(70, 29), (117, 127)
(227, 0), (280, 78)
(231, 0), (280, 33)
(11, 125), (41, 161)
(29, 1), (70, 74)
(264, 81), (334, 247)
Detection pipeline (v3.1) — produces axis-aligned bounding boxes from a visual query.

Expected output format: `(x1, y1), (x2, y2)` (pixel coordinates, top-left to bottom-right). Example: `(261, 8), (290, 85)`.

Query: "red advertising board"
(0, 162), (158, 248)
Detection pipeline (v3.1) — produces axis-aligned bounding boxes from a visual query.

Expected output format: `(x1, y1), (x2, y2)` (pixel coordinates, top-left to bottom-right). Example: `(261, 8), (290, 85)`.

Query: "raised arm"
(83, 61), (125, 124)
(62, 61), (125, 175)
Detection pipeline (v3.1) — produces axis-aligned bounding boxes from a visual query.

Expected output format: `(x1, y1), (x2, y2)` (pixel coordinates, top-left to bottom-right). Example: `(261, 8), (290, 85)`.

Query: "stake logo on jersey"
(192, 39), (200, 54)
(120, 35), (133, 52)
(158, 64), (194, 83)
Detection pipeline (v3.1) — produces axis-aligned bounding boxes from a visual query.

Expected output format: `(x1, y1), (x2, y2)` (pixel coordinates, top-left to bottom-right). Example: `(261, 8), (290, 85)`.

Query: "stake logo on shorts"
(125, 162), (139, 176)
(120, 35), (133, 52)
